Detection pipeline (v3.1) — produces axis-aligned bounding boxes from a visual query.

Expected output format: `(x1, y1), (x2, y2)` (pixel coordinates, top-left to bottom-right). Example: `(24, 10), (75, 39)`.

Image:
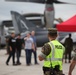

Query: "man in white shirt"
(24, 32), (35, 66)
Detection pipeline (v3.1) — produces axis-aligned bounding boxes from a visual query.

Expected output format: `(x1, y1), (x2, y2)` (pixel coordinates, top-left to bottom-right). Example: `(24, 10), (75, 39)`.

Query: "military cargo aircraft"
(5, 0), (76, 28)
(1, 0), (75, 47)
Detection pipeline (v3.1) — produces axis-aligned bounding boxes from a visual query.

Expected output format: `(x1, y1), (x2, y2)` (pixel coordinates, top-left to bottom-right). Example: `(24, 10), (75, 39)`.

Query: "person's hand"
(22, 44), (25, 49)
(24, 37), (27, 40)
(38, 55), (44, 61)
(10, 47), (12, 51)
(68, 72), (72, 75)
(32, 47), (35, 51)
(32, 43), (35, 51)
(35, 47), (37, 51)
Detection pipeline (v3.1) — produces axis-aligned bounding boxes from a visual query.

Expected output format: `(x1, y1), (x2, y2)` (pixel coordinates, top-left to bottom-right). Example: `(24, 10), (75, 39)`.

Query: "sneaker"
(5, 53), (9, 55)
(35, 63), (39, 65)
(65, 61), (67, 63)
(26, 64), (30, 66)
(6, 62), (9, 65)
(69, 60), (71, 63)
(13, 63), (17, 66)
(17, 62), (21, 65)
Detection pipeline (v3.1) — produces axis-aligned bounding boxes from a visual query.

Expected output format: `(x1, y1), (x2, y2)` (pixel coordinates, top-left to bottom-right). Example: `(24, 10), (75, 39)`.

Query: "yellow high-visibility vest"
(43, 40), (65, 70)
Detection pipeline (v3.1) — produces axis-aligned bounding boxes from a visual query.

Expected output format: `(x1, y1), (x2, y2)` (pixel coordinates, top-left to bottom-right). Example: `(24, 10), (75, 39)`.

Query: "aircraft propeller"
(5, 0), (76, 5)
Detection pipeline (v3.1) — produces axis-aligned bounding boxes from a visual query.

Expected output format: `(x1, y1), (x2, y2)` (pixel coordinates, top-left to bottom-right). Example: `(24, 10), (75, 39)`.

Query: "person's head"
(48, 28), (57, 41)
(26, 31), (31, 37)
(11, 32), (15, 38)
(17, 34), (21, 39)
(69, 34), (71, 38)
(31, 31), (35, 36)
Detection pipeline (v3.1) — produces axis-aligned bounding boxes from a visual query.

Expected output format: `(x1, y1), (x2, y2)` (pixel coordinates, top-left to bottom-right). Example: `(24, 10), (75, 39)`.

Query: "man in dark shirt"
(64, 34), (73, 63)
(6, 32), (16, 66)
(16, 34), (24, 65)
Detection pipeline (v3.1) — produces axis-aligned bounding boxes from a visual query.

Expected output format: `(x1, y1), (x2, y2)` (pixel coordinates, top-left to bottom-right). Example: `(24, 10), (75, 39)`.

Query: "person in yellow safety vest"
(38, 28), (65, 75)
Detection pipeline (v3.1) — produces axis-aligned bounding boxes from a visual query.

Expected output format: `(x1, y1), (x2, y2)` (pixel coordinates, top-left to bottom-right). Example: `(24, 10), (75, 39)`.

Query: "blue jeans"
(25, 49), (32, 65)
(32, 50), (38, 64)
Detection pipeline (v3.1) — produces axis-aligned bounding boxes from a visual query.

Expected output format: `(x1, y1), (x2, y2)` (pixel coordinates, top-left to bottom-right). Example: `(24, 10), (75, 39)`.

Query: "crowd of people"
(5, 29), (76, 75)
(6, 30), (38, 66)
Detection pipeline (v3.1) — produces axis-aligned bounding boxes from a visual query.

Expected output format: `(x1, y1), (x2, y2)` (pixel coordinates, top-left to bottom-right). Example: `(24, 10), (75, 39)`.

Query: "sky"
(0, 0), (76, 21)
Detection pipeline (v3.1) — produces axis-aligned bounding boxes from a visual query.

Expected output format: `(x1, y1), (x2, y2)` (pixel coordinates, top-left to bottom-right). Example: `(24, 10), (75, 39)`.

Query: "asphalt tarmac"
(0, 48), (76, 75)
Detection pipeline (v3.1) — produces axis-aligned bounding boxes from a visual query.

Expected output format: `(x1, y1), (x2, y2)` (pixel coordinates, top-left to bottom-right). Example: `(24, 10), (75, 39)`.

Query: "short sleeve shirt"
(25, 37), (33, 49)
(41, 43), (51, 56)
(9, 37), (16, 49)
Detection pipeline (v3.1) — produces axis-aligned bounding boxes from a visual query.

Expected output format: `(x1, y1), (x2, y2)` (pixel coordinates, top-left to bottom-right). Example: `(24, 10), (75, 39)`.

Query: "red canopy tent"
(56, 15), (76, 32)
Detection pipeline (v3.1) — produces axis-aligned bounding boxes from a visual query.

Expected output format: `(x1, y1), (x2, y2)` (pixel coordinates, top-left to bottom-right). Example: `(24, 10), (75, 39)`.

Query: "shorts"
(73, 55), (76, 61)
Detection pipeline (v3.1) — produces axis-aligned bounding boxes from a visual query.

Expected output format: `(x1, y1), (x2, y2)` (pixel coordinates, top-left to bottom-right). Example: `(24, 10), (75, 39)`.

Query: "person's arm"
(34, 37), (37, 50)
(64, 38), (67, 47)
(38, 44), (51, 61)
(22, 43), (25, 48)
(32, 39), (35, 51)
(71, 39), (73, 50)
(9, 38), (12, 51)
(21, 39), (25, 48)
(68, 60), (76, 75)
(24, 37), (27, 41)
(23, 38), (27, 49)
(9, 46), (12, 51)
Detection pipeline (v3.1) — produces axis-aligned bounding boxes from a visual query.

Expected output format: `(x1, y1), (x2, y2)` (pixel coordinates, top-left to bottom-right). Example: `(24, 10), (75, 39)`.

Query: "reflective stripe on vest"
(45, 42), (62, 61)
(45, 58), (62, 61)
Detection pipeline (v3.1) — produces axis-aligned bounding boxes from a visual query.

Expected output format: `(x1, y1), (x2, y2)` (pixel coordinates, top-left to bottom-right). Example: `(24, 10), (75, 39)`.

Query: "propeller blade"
(5, 0), (76, 5)
(54, 0), (76, 5)
(5, 0), (45, 3)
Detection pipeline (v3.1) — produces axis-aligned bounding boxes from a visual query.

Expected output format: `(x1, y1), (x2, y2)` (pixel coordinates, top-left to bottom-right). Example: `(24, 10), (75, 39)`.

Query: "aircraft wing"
(5, 0), (45, 3)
